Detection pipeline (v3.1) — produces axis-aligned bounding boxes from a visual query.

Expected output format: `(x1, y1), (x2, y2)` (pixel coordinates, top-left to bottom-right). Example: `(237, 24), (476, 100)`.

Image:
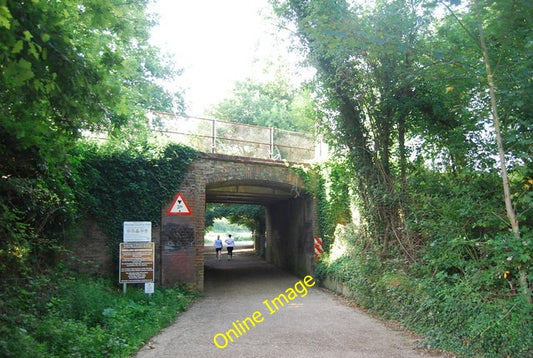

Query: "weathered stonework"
(161, 153), (317, 291)
(67, 218), (114, 276)
(71, 153), (317, 291)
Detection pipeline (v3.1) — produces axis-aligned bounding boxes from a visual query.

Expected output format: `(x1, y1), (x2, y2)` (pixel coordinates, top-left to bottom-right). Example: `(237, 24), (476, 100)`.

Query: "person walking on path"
(225, 234), (235, 260)
(214, 235), (223, 260)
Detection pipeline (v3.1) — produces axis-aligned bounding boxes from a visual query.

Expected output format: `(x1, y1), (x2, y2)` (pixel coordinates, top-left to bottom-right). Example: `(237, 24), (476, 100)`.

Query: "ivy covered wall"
(70, 142), (200, 273)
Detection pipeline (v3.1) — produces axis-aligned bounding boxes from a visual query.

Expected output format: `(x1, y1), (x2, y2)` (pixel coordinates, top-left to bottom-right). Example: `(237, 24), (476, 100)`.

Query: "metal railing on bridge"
(148, 111), (326, 163)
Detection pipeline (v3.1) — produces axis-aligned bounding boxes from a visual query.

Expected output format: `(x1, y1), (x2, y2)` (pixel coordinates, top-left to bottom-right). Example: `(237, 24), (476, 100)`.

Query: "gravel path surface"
(133, 249), (447, 358)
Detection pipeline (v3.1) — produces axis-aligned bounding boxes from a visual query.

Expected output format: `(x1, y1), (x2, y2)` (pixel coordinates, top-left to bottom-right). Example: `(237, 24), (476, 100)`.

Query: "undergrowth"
(316, 225), (533, 358)
(0, 273), (197, 358)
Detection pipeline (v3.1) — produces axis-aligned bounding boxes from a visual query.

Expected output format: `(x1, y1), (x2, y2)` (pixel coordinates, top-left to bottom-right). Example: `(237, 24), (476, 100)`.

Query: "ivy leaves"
(75, 143), (199, 253)
(0, 0), (184, 278)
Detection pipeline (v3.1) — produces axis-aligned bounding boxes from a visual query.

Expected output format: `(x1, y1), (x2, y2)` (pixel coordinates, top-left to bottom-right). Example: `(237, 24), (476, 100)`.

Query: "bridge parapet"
(148, 111), (327, 163)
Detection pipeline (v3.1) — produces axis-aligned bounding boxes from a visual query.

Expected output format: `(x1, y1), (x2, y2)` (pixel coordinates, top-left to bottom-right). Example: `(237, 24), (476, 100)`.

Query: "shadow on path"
(204, 249), (286, 295)
(134, 251), (447, 358)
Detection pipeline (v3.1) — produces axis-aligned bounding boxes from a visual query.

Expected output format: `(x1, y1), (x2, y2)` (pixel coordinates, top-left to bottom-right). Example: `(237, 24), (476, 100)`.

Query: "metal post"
(269, 127), (274, 159)
(211, 118), (216, 153)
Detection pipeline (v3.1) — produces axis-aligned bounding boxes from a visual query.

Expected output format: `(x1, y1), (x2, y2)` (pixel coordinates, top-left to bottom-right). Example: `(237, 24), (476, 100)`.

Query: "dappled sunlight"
(1, 245), (30, 260)
(329, 223), (358, 261)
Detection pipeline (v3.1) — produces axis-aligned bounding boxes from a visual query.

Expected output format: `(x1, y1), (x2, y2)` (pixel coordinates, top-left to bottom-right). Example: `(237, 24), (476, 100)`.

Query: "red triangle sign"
(167, 193), (192, 215)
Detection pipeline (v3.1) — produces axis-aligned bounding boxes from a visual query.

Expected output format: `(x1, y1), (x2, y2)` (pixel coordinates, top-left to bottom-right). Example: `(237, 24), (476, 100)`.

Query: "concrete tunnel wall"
(265, 197), (315, 278)
(159, 153), (317, 291)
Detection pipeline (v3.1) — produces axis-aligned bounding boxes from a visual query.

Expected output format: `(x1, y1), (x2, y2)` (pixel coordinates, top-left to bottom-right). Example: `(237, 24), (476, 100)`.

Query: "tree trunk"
(475, 0), (531, 304)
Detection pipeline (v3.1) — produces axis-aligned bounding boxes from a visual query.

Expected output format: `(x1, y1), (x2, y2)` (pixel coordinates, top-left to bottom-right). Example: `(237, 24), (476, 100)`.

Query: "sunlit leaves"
(0, 1), (11, 29)
(0, 0), (184, 279)
(208, 72), (315, 132)
(4, 58), (34, 86)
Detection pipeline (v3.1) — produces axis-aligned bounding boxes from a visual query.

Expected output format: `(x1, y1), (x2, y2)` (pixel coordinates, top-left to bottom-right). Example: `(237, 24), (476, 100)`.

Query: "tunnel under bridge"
(159, 153), (317, 290)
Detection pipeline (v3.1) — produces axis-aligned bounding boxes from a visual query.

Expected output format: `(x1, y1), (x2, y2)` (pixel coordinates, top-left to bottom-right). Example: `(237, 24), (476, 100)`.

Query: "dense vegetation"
(1, 275), (196, 357)
(1, 0), (184, 280)
(271, 0), (532, 356)
(74, 141), (199, 263)
(1, 0), (532, 357)
(312, 162), (532, 357)
(0, 1), (197, 357)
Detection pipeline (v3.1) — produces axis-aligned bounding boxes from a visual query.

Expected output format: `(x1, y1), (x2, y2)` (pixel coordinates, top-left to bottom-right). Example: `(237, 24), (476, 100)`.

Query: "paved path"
(134, 250), (446, 358)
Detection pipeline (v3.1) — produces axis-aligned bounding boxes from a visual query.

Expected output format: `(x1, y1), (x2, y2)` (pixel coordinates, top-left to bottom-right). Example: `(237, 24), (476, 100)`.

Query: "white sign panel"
(144, 282), (155, 294)
(123, 221), (152, 242)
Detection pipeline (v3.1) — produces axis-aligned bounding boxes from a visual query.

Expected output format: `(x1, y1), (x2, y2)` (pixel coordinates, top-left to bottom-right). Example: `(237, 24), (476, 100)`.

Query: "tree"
(273, 0), (441, 258)
(207, 62), (315, 132)
(0, 0), (184, 277)
(437, 0), (532, 303)
(273, 0), (531, 298)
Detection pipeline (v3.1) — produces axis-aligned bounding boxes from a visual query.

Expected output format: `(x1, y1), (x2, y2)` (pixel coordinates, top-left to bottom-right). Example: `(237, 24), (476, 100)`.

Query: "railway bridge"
(75, 112), (326, 290)
(152, 112), (325, 290)
(161, 153), (316, 290)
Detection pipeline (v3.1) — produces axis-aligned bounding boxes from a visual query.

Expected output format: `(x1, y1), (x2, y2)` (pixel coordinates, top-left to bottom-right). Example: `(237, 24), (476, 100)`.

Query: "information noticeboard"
(123, 221), (152, 242)
(119, 242), (154, 283)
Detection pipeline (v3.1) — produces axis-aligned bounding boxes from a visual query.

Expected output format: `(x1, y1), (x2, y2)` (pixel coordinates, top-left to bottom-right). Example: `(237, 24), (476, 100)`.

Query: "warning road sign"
(167, 193), (192, 215)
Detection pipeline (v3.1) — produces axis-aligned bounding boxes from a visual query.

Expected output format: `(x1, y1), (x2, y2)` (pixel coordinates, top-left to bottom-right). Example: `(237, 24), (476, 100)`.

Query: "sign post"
(120, 221), (154, 294)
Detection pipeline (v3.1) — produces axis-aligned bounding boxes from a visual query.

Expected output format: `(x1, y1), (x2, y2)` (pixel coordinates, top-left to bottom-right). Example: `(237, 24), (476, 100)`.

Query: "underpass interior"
(204, 179), (315, 284)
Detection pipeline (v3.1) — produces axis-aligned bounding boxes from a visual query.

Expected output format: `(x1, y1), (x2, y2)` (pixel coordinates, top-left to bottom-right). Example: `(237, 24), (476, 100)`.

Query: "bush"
(316, 213), (533, 357)
(0, 274), (197, 358)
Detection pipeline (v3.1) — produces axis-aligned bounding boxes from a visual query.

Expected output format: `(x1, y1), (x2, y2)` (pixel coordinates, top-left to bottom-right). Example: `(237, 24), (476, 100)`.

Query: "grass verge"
(0, 274), (197, 357)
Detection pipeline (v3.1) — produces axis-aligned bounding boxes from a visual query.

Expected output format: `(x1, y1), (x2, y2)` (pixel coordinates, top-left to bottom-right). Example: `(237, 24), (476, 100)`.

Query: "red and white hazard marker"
(314, 237), (323, 259)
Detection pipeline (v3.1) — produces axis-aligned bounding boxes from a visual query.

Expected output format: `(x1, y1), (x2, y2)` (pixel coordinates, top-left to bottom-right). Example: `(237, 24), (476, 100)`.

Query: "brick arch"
(159, 154), (316, 290)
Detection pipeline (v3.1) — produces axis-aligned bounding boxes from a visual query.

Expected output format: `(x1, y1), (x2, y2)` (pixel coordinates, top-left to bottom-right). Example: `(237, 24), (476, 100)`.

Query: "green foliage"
(315, 166), (533, 356)
(74, 141), (199, 260)
(273, 0), (533, 250)
(207, 69), (316, 132)
(0, 274), (197, 358)
(410, 274), (533, 357)
(1, 0), (184, 280)
(317, 222), (533, 357)
(291, 161), (350, 252)
(273, 0), (457, 255)
(277, 0), (533, 355)
(205, 203), (264, 235)
(0, 152), (77, 278)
